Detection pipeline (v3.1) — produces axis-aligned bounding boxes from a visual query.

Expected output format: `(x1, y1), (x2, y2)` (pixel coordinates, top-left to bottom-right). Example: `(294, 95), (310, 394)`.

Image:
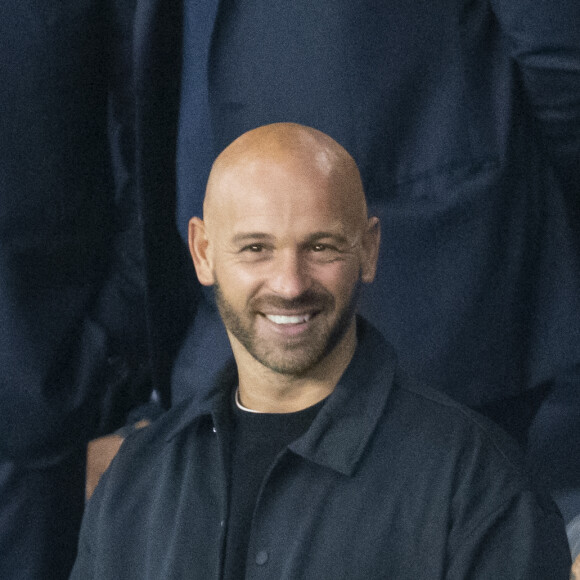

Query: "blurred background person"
(0, 2), (150, 578)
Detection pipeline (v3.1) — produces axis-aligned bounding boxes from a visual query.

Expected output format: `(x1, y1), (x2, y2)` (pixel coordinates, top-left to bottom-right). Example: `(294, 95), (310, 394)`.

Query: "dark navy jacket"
(72, 319), (571, 579)
(134, 0), (580, 420)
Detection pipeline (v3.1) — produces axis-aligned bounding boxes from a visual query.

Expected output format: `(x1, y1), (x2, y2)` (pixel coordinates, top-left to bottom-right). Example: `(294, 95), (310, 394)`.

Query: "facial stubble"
(213, 278), (362, 376)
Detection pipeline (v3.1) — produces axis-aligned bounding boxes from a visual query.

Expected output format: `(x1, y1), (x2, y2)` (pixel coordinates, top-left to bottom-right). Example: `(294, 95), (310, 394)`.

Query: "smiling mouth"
(264, 313), (314, 325)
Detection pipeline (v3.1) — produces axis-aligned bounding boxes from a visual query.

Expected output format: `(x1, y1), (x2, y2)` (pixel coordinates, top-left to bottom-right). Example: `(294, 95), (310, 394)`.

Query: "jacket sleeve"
(447, 489), (572, 579)
(491, 0), (580, 192)
(0, 0), (149, 467)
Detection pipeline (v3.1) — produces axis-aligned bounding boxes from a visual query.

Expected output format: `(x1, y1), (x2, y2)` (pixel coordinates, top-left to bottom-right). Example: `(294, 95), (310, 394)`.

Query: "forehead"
(208, 155), (364, 240)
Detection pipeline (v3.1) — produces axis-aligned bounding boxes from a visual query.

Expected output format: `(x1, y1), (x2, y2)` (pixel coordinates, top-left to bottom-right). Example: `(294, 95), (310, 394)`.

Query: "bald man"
(71, 124), (571, 579)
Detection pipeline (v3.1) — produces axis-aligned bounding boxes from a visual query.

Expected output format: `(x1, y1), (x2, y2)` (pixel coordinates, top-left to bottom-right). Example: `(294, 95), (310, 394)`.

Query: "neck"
(231, 321), (357, 413)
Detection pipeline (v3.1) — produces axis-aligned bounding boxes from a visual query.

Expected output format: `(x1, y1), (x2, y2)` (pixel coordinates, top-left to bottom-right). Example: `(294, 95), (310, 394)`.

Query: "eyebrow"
(306, 231), (350, 246)
(231, 233), (274, 245)
(231, 231), (351, 246)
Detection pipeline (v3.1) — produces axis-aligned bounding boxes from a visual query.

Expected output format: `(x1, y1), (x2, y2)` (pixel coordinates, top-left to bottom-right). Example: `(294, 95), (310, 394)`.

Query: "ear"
(188, 217), (215, 286)
(360, 216), (380, 284)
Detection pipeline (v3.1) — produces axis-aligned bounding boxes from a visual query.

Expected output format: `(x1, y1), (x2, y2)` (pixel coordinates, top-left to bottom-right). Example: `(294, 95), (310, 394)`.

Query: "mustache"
(250, 290), (334, 312)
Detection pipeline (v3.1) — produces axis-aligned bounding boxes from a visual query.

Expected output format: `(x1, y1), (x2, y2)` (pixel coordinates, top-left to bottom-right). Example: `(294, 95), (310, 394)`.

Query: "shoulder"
(88, 396), (211, 507)
(391, 378), (564, 522)
(386, 379), (569, 565)
(391, 374), (526, 465)
(356, 318), (531, 482)
(87, 361), (236, 514)
(387, 379), (537, 513)
(114, 394), (213, 465)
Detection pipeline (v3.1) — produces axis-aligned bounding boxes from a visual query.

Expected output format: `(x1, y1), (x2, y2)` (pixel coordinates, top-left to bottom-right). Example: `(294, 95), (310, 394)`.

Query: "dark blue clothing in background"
(1, 2), (148, 577)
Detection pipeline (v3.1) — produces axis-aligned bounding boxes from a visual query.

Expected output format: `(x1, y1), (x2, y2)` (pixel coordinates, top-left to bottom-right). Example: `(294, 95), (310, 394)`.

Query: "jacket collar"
(288, 318), (397, 475)
(166, 317), (398, 477)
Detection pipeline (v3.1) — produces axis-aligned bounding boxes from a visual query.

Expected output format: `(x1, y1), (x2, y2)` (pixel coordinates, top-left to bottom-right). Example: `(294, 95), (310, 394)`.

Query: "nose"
(268, 249), (311, 298)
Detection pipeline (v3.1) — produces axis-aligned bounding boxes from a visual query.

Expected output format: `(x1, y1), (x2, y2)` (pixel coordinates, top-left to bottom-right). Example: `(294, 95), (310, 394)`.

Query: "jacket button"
(255, 550), (269, 565)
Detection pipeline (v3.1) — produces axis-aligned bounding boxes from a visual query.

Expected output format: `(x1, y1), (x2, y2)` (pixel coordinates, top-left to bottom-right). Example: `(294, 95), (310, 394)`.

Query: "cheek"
(214, 262), (264, 299)
(313, 261), (361, 295)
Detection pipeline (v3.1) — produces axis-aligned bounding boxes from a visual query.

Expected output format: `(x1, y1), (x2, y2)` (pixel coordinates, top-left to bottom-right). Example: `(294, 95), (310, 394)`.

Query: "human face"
(191, 153), (379, 379)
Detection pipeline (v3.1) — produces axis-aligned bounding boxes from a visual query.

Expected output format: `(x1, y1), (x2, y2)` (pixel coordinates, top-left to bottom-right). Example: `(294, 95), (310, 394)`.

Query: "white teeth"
(266, 314), (311, 325)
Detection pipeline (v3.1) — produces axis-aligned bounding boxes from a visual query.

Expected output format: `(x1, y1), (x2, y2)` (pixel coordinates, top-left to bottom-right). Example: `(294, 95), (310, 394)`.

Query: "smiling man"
(189, 123), (379, 412)
(71, 124), (571, 579)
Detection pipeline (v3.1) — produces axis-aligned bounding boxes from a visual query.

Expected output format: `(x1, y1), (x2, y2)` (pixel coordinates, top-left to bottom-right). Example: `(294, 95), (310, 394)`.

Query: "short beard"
(213, 279), (361, 376)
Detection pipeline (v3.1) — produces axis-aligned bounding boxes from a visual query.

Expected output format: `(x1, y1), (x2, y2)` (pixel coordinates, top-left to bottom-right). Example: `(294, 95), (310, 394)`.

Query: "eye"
(311, 243), (340, 253)
(308, 242), (345, 263)
(241, 244), (264, 253)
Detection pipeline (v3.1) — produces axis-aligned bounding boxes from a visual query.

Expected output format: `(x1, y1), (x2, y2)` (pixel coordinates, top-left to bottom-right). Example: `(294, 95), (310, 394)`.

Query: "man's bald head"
(203, 123), (367, 229)
(188, 122), (380, 388)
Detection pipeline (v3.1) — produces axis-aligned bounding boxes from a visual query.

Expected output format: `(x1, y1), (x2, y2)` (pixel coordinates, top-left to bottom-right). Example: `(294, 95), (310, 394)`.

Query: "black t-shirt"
(222, 392), (325, 580)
